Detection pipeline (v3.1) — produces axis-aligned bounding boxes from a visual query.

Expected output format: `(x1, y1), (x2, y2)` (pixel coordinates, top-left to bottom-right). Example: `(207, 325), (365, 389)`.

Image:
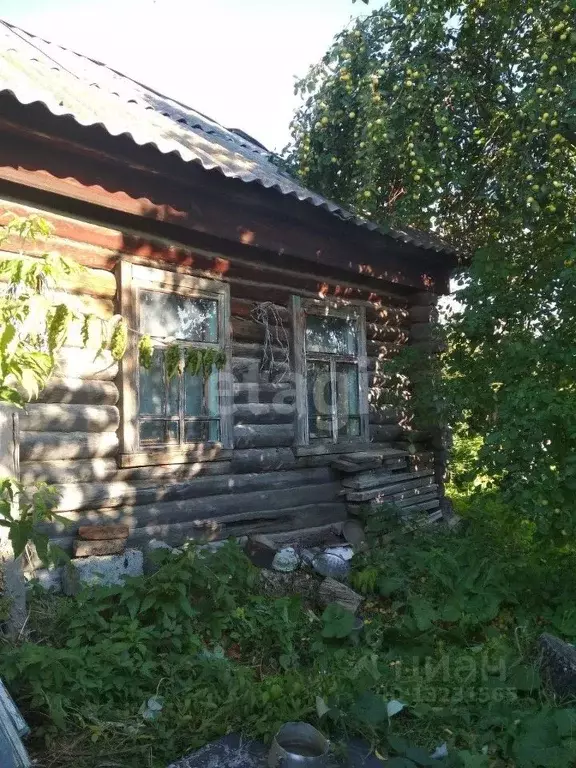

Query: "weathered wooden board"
(19, 404), (119, 433)
(125, 502), (347, 548)
(20, 431), (119, 461)
(35, 377), (119, 405)
(51, 467), (335, 512)
(346, 475), (434, 502)
(343, 468), (433, 492)
(37, 481), (342, 533)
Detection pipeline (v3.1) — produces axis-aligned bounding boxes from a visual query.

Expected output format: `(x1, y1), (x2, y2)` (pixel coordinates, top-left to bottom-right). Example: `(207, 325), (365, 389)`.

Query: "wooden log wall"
(3, 200), (442, 550)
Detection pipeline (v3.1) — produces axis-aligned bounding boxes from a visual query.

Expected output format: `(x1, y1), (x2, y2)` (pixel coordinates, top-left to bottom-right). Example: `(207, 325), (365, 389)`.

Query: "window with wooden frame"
(118, 263), (232, 466)
(292, 296), (369, 446)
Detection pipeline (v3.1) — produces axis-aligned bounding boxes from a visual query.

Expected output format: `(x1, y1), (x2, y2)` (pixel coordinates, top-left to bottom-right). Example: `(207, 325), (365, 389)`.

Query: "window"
(292, 297), (368, 446)
(119, 263), (232, 465)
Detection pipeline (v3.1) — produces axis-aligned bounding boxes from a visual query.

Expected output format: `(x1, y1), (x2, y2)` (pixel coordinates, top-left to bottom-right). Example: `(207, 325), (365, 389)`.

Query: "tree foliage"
(287, 0), (576, 537)
(0, 215), (124, 564)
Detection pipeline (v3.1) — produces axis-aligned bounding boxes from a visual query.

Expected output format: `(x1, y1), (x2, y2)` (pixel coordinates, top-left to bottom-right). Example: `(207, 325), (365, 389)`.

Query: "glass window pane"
(140, 420), (179, 444)
(139, 349), (179, 417)
(185, 370), (218, 417)
(306, 314), (357, 355)
(185, 420), (220, 442)
(336, 363), (360, 437)
(307, 360), (332, 440)
(139, 349), (164, 416)
(185, 373), (203, 417)
(140, 290), (218, 342)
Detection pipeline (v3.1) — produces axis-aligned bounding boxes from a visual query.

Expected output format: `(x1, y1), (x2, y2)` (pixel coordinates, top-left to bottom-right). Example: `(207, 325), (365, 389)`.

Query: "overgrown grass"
(4, 504), (576, 768)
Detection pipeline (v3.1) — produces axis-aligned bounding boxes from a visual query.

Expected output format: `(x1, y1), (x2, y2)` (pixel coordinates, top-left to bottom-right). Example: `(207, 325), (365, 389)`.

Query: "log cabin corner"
(0, 20), (458, 558)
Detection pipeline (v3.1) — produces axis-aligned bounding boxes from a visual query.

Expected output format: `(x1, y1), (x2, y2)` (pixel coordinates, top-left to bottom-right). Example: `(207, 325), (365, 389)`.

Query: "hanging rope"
(250, 302), (290, 383)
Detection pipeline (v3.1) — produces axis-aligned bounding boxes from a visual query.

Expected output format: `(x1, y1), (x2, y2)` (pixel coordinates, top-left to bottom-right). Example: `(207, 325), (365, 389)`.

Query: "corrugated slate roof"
(0, 19), (456, 257)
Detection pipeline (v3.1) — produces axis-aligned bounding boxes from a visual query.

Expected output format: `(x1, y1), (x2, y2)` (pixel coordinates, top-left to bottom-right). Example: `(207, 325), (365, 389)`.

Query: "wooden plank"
(268, 524), (344, 548)
(51, 467), (335, 512)
(233, 403), (294, 425)
(37, 481), (343, 533)
(35, 378), (119, 405)
(342, 468), (434, 492)
(366, 486), (439, 508)
(19, 404), (119, 433)
(346, 475), (434, 502)
(125, 502), (347, 547)
(19, 431), (118, 461)
(234, 423), (294, 448)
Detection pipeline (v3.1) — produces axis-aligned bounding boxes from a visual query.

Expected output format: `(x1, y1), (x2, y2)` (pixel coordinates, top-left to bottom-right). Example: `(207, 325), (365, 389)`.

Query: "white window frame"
(291, 295), (369, 447)
(118, 262), (232, 467)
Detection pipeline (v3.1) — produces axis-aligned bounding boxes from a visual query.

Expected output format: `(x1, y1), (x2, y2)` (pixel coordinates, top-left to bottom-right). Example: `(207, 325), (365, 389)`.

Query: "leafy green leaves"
(287, 0), (576, 538)
(321, 603), (355, 637)
(0, 478), (68, 565)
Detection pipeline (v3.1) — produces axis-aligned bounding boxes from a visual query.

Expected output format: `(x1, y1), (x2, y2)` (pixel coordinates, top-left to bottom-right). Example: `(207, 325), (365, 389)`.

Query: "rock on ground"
(62, 549), (143, 595)
(539, 633), (576, 698)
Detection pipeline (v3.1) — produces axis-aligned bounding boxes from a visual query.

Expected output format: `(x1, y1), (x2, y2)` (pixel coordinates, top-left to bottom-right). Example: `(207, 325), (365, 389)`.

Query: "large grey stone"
(539, 633), (576, 698)
(271, 546), (300, 572)
(62, 549), (143, 595)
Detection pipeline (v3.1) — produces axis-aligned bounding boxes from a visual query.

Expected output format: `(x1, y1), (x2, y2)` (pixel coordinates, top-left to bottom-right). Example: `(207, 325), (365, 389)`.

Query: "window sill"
(118, 443), (233, 468)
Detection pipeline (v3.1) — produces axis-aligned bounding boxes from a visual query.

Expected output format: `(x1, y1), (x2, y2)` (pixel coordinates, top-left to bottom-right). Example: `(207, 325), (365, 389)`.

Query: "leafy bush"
(7, 524), (576, 768)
